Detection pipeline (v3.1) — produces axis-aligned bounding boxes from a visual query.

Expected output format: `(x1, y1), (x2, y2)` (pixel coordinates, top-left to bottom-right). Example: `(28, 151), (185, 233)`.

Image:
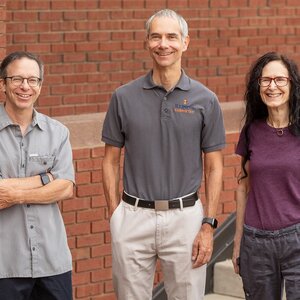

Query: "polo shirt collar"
(0, 103), (45, 131)
(143, 69), (190, 91)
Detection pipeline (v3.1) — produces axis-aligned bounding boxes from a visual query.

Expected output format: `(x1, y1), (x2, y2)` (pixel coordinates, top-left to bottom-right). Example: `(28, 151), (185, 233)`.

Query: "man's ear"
(144, 38), (149, 51)
(182, 35), (190, 52)
(0, 79), (6, 93)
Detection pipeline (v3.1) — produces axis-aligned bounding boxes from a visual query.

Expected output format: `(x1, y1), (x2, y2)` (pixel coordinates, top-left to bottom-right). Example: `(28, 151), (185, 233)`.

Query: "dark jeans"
(240, 224), (300, 300)
(0, 271), (72, 300)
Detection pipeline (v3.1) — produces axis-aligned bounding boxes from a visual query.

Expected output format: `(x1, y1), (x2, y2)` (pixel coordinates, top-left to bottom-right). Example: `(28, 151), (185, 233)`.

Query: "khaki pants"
(110, 199), (206, 300)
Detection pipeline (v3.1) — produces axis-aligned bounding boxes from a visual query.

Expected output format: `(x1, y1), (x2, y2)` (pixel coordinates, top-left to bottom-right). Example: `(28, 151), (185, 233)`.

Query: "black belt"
(122, 192), (198, 211)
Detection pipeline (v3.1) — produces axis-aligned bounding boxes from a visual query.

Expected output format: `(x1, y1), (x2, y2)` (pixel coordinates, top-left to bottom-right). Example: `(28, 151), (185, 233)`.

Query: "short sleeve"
(201, 95), (226, 153)
(236, 126), (247, 157)
(51, 126), (75, 183)
(101, 91), (124, 148)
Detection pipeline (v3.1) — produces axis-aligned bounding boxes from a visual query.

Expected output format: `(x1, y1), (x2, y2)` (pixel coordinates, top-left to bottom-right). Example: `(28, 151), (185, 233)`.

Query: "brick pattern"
(69, 133), (239, 299)
(3, 1), (300, 116)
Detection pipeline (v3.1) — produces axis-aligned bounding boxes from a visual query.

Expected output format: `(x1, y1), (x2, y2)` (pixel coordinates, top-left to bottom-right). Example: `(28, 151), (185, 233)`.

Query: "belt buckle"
(154, 200), (169, 211)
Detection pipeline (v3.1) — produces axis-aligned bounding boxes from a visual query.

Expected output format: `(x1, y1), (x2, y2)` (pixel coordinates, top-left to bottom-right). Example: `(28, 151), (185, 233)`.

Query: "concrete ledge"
(221, 101), (244, 134)
(55, 112), (106, 149)
(55, 101), (245, 150)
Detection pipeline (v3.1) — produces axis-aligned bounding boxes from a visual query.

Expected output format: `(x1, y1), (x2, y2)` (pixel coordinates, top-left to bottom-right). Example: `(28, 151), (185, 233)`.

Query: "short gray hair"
(145, 9), (189, 40)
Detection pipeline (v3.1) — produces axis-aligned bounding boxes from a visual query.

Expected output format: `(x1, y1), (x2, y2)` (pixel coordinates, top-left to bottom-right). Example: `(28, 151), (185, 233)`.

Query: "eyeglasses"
(258, 76), (290, 87)
(4, 76), (41, 87)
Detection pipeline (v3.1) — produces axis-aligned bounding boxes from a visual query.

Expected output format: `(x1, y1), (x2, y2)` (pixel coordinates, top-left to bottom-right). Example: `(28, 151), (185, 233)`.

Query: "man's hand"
(232, 236), (241, 274)
(191, 224), (214, 268)
(0, 185), (19, 210)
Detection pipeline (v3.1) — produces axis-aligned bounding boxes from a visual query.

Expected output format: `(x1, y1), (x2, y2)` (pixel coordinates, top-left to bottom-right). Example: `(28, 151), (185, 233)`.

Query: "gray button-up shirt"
(0, 104), (75, 278)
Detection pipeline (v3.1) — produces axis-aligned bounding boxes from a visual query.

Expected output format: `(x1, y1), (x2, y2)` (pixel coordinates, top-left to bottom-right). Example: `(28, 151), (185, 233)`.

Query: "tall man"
(102, 9), (225, 300)
(0, 51), (75, 300)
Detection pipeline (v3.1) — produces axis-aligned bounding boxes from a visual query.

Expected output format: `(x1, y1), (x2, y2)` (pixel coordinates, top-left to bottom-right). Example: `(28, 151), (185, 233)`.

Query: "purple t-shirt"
(236, 120), (300, 230)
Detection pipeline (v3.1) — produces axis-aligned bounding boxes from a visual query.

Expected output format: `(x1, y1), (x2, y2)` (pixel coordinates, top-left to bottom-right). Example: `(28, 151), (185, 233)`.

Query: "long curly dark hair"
(240, 52), (300, 178)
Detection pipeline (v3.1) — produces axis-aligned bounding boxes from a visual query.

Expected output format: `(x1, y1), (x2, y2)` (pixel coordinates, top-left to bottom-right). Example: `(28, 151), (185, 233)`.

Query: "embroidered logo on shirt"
(174, 99), (195, 114)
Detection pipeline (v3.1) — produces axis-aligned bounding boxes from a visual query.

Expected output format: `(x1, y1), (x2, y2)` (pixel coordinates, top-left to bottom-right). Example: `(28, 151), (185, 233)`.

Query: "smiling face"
(259, 60), (290, 111)
(1, 57), (42, 114)
(146, 16), (189, 71)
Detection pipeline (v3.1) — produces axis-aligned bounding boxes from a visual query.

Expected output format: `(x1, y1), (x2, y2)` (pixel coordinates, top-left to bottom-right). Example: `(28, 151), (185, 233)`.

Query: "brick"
(92, 244), (112, 258)
(77, 208), (104, 223)
(72, 271), (90, 286)
(91, 195), (107, 208)
(26, 1), (50, 10)
(75, 1), (99, 9)
(62, 197), (91, 212)
(92, 219), (110, 233)
(13, 33), (38, 43)
(71, 247), (91, 260)
(77, 184), (103, 197)
(26, 44), (51, 54)
(39, 11), (63, 21)
(39, 33), (63, 43)
(77, 234), (104, 248)
(51, 1), (75, 9)
(76, 283), (103, 298)
(91, 268), (112, 282)
(66, 222), (91, 237)
(73, 148), (91, 160)
(77, 158), (101, 172)
(62, 211), (76, 224)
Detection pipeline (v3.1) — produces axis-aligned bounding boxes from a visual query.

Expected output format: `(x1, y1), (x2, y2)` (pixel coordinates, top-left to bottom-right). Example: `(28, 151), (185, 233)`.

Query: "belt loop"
(178, 197), (183, 211)
(134, 198), (139, 211)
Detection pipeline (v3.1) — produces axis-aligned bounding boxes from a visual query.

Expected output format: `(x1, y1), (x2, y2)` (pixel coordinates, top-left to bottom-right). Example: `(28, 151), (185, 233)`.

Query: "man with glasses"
(102, 9), (225, 299)
(0, 51), (75, 300)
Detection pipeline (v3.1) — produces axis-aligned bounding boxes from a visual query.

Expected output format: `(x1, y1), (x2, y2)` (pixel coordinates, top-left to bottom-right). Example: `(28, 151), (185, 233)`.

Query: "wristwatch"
(202, 217), (218, 229)
(40, 173), (50, 185)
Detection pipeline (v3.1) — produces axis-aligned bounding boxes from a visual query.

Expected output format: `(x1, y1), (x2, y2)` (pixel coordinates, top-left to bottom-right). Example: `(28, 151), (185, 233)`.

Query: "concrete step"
(213, 259), (245, 298)
(204, 293), (244, 300)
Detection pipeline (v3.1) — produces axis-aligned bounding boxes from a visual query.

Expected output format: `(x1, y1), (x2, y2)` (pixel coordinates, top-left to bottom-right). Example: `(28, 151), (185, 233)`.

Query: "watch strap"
(202, 217), (218, 229)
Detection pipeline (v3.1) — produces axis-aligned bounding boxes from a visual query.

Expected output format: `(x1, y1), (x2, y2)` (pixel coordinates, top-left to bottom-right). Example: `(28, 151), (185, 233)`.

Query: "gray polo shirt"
(0, 104), (75, 278)
(102, 71), (225, 200)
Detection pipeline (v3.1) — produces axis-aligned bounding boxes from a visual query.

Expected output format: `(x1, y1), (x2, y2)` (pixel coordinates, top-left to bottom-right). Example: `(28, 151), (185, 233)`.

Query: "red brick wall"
(4, 0), (300, 116)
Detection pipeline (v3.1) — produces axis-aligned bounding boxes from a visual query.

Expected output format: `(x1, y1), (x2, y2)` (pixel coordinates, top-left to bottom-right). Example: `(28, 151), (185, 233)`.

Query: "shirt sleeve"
(236, 125), (247, 157)
(51, 126), (75, 183)
(201, 94), (226, 153)
(101, 91), (125, 148)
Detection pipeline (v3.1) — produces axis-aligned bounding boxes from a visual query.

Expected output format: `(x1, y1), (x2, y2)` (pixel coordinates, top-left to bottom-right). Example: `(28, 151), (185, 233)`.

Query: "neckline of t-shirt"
(264, 120), (290, 135)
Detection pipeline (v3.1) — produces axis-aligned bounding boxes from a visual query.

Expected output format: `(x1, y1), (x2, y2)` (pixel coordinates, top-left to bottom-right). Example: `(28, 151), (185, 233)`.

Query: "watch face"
(41, 174), (50, 185)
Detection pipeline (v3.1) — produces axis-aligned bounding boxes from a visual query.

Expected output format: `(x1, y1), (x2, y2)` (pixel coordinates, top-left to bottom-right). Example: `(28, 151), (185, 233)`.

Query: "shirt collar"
(143, 69), (190, 91)
(0, 103), (44, 131)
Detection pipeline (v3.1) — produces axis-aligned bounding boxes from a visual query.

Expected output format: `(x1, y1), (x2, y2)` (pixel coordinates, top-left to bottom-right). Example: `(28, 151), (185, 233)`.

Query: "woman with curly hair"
(232, 52), (300, 300)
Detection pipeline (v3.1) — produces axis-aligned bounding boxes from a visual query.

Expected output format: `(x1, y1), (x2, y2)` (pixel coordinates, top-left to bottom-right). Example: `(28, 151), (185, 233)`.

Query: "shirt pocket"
(27, 154), (55, 174)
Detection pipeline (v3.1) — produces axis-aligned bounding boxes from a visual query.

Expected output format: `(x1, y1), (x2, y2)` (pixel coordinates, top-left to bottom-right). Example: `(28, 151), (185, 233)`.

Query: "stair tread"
(204, 293), (244, 300)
